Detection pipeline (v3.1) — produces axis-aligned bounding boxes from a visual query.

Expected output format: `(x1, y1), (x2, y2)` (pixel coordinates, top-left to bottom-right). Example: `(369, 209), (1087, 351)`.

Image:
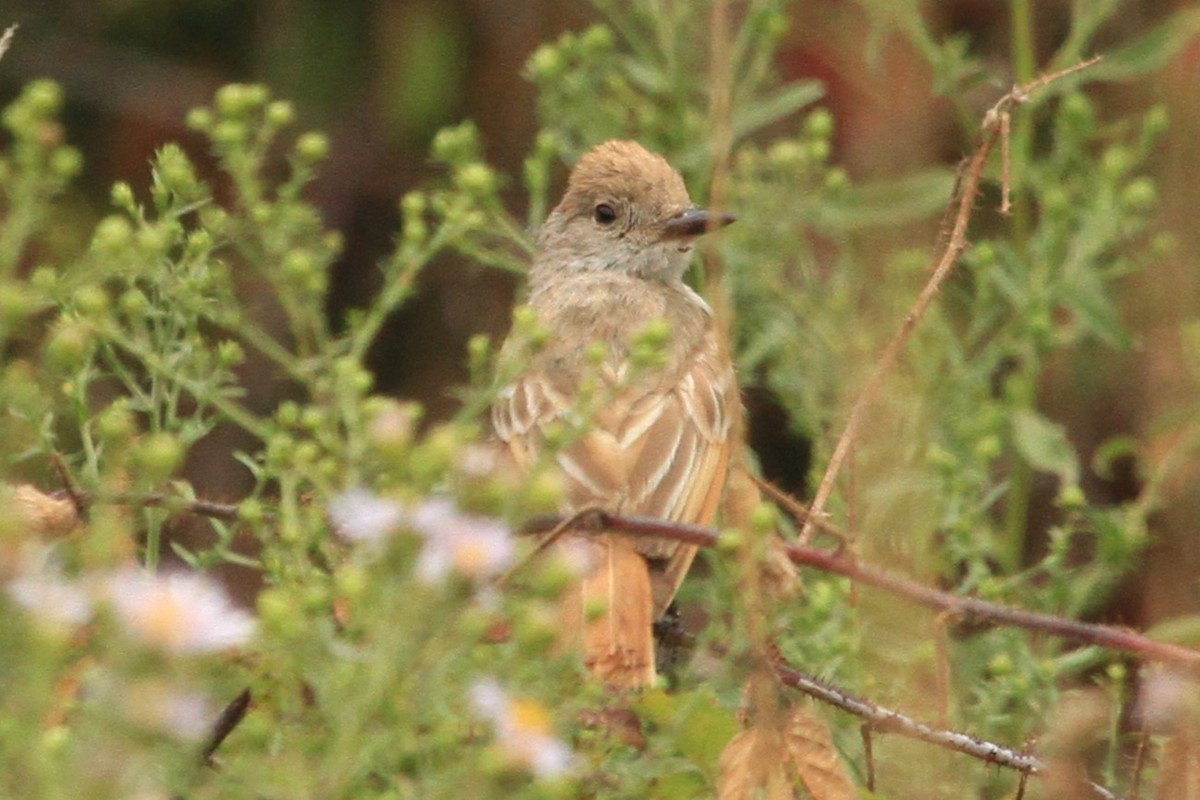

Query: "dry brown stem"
(0, 25), (17, 64)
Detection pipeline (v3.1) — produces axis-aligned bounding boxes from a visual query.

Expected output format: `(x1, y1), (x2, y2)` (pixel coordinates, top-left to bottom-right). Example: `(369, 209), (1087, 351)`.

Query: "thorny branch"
(799, 56), (1103, 543)
(773, 662), (1119, 800)
(523, 510), (1200, 672)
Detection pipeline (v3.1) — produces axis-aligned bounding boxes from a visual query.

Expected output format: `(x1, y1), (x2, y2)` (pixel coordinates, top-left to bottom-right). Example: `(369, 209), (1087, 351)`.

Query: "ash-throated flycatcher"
(493, 140), (738, 688)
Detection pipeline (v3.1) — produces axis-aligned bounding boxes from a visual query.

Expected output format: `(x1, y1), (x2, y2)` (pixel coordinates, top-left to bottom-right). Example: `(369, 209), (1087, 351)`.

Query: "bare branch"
(60, 489), (245, 522)
(773, 662), (1120, 800)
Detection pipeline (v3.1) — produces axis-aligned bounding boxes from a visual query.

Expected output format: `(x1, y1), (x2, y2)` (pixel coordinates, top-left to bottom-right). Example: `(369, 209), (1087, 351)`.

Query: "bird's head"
(532, 141), (735, 283)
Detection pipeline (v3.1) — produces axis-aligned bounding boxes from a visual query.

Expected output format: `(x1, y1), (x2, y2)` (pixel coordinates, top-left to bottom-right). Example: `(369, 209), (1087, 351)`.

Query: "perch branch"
(522, 511), (1200, 671)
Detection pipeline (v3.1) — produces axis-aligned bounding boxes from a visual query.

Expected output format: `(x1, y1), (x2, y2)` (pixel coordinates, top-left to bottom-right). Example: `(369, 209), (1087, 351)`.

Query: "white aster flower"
(1136, 666), (1199, 732)
(7, 570), (93, 627)
(408, 498), (515, 585)
(328, 488), (404, 543)
(104, 569), (255, 655)
(119, 679), (215, 742)
(469, 677), (574, 778)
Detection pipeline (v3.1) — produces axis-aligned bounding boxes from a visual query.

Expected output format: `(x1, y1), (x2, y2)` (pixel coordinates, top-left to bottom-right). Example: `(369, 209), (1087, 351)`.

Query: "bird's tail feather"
(560, 532), (656, 689)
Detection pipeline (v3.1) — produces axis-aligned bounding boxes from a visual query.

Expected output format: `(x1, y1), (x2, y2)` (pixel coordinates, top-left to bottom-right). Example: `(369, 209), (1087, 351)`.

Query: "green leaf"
(1058, 259), (1131, 348)
(651, 769), (709, 799)
(817, 168), (956, 231)
(1054, 0), (1124, 67)
(1143, 614), (1200, 649)
(1011, 409), (1080, 486)
(673, 698), (738, 775)
(732, 81), (825, 143)
(1087, 8), (1200, 82)
(635, 688), (737, 775)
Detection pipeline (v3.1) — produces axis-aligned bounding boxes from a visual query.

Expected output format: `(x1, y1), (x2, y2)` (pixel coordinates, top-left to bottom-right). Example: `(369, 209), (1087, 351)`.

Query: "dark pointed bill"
(661, 208), (737, 239)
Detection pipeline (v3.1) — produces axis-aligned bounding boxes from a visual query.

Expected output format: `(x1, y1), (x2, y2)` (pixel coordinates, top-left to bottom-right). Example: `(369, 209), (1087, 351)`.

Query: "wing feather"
(493, 321), (738, 619)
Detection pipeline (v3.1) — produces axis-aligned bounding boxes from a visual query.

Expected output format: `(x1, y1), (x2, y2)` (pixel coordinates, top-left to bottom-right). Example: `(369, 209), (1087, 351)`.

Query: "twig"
(773, 663), (1120, 800)
(50, 452), (88, 520)
(860, 724), (876, 792)
(523, 511), (1200, 671)
(999, 110), (1013, 215)
(201, 688), (252, 765)
(1129, 728), (1148, 800)
(748, 471), (846, 545)
(799, 55), (1102, 543)
(54, 489), (246, 522)
(497, 506), (607, 585)
(0, 24), (16, 65)
(120, 492), (244, 521)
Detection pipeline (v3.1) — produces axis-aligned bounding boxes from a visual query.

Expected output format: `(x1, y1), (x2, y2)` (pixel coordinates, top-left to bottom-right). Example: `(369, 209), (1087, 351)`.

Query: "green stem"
(1008, 0), (1036, 249)
(1002, 0), (1040, 568)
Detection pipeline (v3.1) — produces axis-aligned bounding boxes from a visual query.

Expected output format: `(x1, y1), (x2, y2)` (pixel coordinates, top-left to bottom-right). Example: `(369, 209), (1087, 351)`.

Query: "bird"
(492, 140), (739, 688)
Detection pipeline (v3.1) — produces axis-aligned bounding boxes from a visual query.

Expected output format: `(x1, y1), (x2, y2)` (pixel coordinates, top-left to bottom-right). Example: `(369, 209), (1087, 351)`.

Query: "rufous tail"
(561, 532), (656, 689)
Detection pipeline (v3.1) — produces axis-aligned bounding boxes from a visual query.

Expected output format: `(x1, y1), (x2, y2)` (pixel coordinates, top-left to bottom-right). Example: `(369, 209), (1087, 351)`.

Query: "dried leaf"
(10, 484), (80, 538)
(783, 707), (858, 800)
(718, 726), (793, 800)
(1154, 729), (1200, 800)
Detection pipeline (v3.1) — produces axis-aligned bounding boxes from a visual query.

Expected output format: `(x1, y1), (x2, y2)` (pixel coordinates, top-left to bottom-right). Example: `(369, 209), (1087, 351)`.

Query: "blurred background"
(1, 0), (1197, 624)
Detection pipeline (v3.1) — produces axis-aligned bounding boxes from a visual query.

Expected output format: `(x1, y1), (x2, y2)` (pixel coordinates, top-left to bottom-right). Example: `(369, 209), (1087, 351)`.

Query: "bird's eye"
(593, 203), (618, 225)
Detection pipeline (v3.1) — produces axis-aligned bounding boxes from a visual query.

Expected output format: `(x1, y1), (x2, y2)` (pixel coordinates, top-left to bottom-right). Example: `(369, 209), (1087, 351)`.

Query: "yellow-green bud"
(44, 319), (92, 371)
(295, 131), (330, 163)
(211, 120), (246, 147)
(1056, 484), (1086, 510)
(73, 286), (109, 318)
(579, 25), (614, 54)
(25, 80), (63, 116)
(30, 266), (57, 292)
(805, 108), (834, 141)
(217, 340), (245, 368)
(265, 100), (295, 128)
(50, 147), (83, 180)
(717, 529), (743, 553)
(186, 107), (214, 132)
(527, 44), (563, 80)
(751, 503), (776, 533)
(455, 162), (496, 195)
(238, 498), (265, 524)
(134, 433), (184, 482)
(118, 288), (149, 317)
(1121, 178), (1157, 212)
(92, 215), (134, 254)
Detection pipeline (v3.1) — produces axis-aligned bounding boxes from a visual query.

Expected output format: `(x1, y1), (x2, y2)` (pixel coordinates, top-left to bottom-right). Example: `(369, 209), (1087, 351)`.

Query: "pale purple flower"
(1135, 667), (1199, 732)
(328, 488), (404, 543)
(469, 677), (574, 778)
(104, 569), (255, 655)
(7, 571), (93, 627)
(409, 498), (515, 585)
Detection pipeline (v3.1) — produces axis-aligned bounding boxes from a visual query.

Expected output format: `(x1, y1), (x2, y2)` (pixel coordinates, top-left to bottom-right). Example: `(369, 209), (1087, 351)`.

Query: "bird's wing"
(492, 325), (736, 617)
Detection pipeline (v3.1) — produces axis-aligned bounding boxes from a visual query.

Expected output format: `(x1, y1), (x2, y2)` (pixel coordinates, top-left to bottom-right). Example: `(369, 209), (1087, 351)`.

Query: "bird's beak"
(661, 207), (737, 239)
